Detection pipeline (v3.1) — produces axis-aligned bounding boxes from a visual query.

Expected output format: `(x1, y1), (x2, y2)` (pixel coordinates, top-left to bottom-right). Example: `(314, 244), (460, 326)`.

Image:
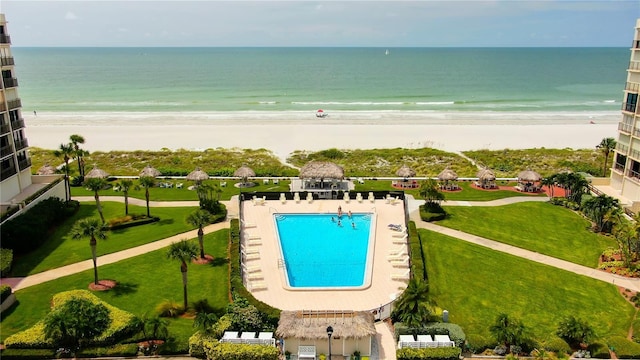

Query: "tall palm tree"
(490, 313), (526, 352)
(582, 194), (620, 233)
(118, 179), (134, 215)
(84, 177), (108, 223)
(596, 137), (617, 177)
(392, 278), (433, 330)
(69, 134), (88, 178)
(540, 176), (556, 198)
(70, 218), (108, 285)
(167, 240), (199, 310)
(418, 179), (444, 207)
(186, 209), (213, 259)
(138, 176), (156, 217)
(53, 143), (74, 202)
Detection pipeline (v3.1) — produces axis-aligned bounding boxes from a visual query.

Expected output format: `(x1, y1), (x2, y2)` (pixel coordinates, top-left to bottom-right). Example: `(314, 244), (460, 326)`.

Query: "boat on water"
(316, 109), (328, 118)
(385, 49), (389, 55)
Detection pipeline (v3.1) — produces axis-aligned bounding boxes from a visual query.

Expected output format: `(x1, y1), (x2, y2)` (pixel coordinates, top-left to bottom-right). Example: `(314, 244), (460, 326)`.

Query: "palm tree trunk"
(198, 228), (205, 259)
(603, 153), (610, 177)
(91, 239), (99, 285)
(64, 160), (71, 202)
(124, 192), (129, 215)
(94, 192), (105, 223)
(145, 189), (151, 217)
(181, 263), (188, 310)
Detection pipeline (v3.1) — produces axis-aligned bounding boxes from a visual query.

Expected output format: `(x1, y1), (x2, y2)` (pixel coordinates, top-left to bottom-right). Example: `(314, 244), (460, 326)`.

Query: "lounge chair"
(176, 183), (183, 189)
(241, 245), (259, 255)
(241, 250), (260, 260)
(294, 192), (301, 203)
(242, 263), (261, 273)
(368, 192), (375, 202)
(387, 249), (408, 261)
(263, 179), (269, 185)
(390, 256), (410, 267)
(113, 186), (120, 192)
(249, 280), (267, 290)
(356, 192), (364, 203)
(279, 193), (287, 204)
(241, 219), (257, 229)
(306, 193), (313, 203)
(247, 237), (262, 246)
(247, 271), (264, 280)
(391, 268), (411, 281)
(343, 192), (350, 203)
(392, 235), (408, 244)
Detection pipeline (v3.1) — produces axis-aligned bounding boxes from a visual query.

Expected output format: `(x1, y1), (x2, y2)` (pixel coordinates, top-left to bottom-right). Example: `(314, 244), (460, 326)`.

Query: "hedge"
(1, 284), (12, 303)
(465, 333), (497, 354)
(4, 290), (138, 349)
(419, 203), (446, 222)
(1, 248), (13, 277)
(607, 336), (640, 359)
(189, 331), (219, 358)
(408, 221), (426, 281)
(204, 341), (279, 360)
(397, 346), (461, 360)
(75, 343), (139, 357)
(589, 342), (612, 359)
(0, 348), (56, 359)
(107, 215), (160, 230)
(540, 336), (571, 355)
(394, 322), (466, 348)
(157, 338), (190, 355)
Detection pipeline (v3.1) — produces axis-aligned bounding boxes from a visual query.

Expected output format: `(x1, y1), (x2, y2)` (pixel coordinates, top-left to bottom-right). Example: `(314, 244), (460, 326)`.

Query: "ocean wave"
(415, 101), (455, 105)
(258, 101), (277, 104)
(73, 101), (184, 107)
(291, 101), (407, 106)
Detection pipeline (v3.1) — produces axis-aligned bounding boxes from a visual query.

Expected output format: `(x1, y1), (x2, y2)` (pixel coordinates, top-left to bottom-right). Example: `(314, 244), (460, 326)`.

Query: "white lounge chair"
(220, 181), (227, 187)
(244, 231), (260, 240)
(242, 264), (261, 273)
(273, 179), (279, 184)
(393, 235), (408, 244)
(391, 268), (411, 281)
(387, 249), (408, 261)
(390, 256), (410, 267)
(343, 192), (350, 203)
(263, 179), (269, 185)
(241, 250), (260, 260)
(356, 192), (364, 203)
(306, 193), (313, 203)
(176, 183), (183, 189)
(247, 237), (262, 246)
(241, 219), (257, 229)
(247, 271), (264, 280)
(249, 281), (267, 290)
(279, 193), (287, 204)
(368, 192), (375, 203)
(294, 192), (301, 203)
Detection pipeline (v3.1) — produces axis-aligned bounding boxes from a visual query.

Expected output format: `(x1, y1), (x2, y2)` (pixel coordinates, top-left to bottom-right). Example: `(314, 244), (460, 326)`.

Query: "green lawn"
(421, 228), (635, 341)
(70, 179), (292, 201)
(1, 231), (230, 344)
(11, 202), (198, 276)
(435, 202), (615, 267)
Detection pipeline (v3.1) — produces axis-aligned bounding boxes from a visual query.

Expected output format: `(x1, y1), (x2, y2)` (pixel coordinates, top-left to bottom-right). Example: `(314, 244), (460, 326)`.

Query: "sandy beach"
(23, 111), (620, 160)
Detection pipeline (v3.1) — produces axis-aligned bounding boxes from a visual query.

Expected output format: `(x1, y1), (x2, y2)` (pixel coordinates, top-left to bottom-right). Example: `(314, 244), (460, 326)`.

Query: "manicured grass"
(436, 202), (615, 267)
(70, 179), (292, 201)
(421, 228), (635, 341)
(11, 202), (198, 276)
(0, 232), (230, 344)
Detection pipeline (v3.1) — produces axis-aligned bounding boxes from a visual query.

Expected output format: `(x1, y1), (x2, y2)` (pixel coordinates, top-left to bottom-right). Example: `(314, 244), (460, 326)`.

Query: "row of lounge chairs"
(398, 334), (455, 349)
(220, 331), (275, 346)
(343, 192), (376, 203)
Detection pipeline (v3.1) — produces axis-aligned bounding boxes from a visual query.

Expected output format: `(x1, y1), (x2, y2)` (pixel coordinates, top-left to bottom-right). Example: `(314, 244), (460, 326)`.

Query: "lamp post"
(326, 326), (333, 360)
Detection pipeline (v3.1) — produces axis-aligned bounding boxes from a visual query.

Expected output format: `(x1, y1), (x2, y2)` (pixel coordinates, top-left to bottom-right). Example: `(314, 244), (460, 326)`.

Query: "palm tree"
(596, 137), (617, 177)
(418, 179), (445, 207)
(490, 313), (526, 352)
(392, 278), (433, 330)
(69, 134), (88, 178)
(138, 176), (156, 217)
(540, 175), (556, 198)
(53, 143), (74, 202)
(84, 177), (108, 223)
(118, 179), (134, 215)
(167, 240), (199, 310)
(70, 218), (108, 285)
(186, 209), (213, 259)
(582, 194), (620, 233)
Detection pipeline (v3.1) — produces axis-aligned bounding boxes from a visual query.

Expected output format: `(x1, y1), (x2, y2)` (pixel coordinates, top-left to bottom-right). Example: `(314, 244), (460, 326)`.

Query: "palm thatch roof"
(140, 164), (161, 178)
(437, 167), (458, 181)
(233, 165), (256, 179)
(476, 167), (495, 181)
(396, 165), (416, 178)
(517, 168), (542, 182)
(186, 167), (209, 182)
(299, 161), (344, 180)
(85, 165), (109, 179)
(36, 163), (57, 175)
(276, 310), (376, 340)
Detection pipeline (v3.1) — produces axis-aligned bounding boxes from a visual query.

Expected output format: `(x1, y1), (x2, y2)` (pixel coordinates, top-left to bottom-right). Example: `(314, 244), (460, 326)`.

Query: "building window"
(625, 93), (638, 113)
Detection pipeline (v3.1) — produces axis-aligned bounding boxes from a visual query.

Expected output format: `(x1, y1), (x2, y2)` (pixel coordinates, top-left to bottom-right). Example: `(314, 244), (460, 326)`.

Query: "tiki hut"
(276, 310), (376, 358)
(475, 167), (496, 189)
(394, 165), (418, 189)
(186, 167), (209, 186)
(234, 165), (256, 187)
(84, 165), (109, 179)
(516, 168), (542, 192)
(139, 164), (161, 178)
(437, 166), (459, 190)
(36, 163), (57, 175)
(299, 161), (345, 190)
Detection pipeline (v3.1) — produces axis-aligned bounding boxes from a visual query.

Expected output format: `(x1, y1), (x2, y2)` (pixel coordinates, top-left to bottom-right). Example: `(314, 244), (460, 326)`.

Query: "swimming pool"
(274, 213), (376, 290)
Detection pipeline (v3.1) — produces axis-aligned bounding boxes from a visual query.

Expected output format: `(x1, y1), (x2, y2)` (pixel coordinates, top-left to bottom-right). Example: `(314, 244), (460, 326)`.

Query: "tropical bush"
(75, 343), (139, 357)
(588, 342), (611, 359)
(420, 203), (447, 222)
(1, 198), (78, 255)
(541, 336), (571, 355)
(189, 331), (219, 359)
(107, 214), (160, 230)
(0, 348), (56, 359)
(556, 316), (595, 348)
(396, 346), (462, 360)
(465, 334), (496, 354)
(1, 284), (13, 303)
(155, 300), (184, 318)
(606, 336), (640, 359)
(1, 248), (13, 277)
(203, 341), (279, 360)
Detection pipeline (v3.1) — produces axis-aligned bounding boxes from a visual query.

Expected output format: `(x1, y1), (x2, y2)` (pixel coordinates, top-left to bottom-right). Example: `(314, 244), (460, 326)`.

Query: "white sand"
(23, 111), (620, 160)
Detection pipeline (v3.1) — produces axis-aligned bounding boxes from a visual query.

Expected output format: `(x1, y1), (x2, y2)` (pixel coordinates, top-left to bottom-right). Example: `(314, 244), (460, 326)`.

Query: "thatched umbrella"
(476, 167), (496, 188)
(233, 165), (256, 185)
(186, 167), (209, 186)
(437, 166), (459, 189)
(36, 163), (57, 175)
(140, 164), (161, 178)
(276, 310), (376, 341)
(396, 165), (416, 178)
(517, 168), (542, 183)
(299, 161), (344, 189)
(85, 165), (109, 179)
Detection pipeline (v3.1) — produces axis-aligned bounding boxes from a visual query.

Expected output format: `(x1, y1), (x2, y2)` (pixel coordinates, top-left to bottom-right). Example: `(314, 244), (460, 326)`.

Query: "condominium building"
(0, 13), (64, 219)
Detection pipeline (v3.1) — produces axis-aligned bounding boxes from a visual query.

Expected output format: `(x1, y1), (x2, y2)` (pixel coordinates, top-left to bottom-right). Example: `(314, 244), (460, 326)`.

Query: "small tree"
(187, 209), (213, 259)
(53, 142), (74, 202)
(581, 194), (620, 233)
(596, 137), (616, 177)
(167, 240), (199, 310)
(70, 218), (108, 285)
(118, 179), (134, 215)
(391, 278), (433, 331)
(419, 179), (445, 206)
(138, 176), (156, 217)
(556, 315), (595, 348)
(44, 297), (111, 352)
(490, 313), (526, 353)
(70, 134), (88, 178)
(84, 177), (108, 223)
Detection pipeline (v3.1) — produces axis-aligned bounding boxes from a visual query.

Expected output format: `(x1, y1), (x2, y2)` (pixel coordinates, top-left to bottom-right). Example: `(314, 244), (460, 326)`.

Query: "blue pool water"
(275, 213), (372, 288)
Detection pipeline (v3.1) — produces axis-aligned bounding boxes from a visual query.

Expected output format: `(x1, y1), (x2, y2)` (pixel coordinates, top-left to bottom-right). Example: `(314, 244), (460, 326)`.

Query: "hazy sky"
(1, 1), (639, 47)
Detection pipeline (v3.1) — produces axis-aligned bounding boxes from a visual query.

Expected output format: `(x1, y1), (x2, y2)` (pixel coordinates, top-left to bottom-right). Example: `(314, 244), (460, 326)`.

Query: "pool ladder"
(277, 258), (286, 268)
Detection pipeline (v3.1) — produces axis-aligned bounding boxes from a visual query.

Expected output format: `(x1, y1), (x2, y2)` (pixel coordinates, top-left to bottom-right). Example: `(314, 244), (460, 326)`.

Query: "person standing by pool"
(352, 221), (356, 229)
(337, 219), (342, 227)
(338, 206), (343, 218)
(348, 210), (352, 218)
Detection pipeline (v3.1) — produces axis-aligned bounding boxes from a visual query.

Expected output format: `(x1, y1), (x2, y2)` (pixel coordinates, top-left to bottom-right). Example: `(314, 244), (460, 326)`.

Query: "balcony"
(627, 168), (640, 182)
(17, 157), (31, 171)
(7, 99), (21, 110)
(2, 77), (18, 88)
(10, 119), (24, 130)
(617, 144), (630, 153)
(1, 165), (16, 180)
(618, 122), (634, 134)
(0, 144), (11, 157)
(623, 103), (638, 113)
(14, 138), (28, 151)
(0, 123), (9, 135)
(631, 61), (640, 71)
(626, 82), (640, 92)
(0, 34), (10, 44)
(614, 162), (626, 173)
(1, 56), (14, 66)
(635, 128), (640, 138)
(631, 149), (640, 161)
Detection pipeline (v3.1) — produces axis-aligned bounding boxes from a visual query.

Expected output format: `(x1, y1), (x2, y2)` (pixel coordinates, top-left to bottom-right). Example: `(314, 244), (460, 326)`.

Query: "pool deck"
(241, 198), (409, 311)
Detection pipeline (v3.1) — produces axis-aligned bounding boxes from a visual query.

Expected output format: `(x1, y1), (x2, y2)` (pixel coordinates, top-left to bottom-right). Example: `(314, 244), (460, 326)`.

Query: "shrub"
(157, 338), (190, 355)
(465, 334), (496, 354)
(607, 336), (640, 359)
(107, 215), (159, 230)
(541, 336), (571, 355)
(1, 248), (13, 277)
(0, 348), (56, 359)
(408, 222), (426, 281)
(1, 284), (12, 303)
(155, 300), (184, 318)
(189, 331), (219, 359)
(588, 342), (611, 359)
(396, 346), (461, 360)
(556, 316), (595, 348)
(419, 204), (446, 222)
(75, 344), (139, 358)
(203, 341), (279, 360)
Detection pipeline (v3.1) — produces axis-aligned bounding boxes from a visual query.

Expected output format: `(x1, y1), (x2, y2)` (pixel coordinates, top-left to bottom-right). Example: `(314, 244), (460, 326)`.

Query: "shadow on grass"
(109, 282), (139, 297)
(207, 258), (229, 267)
(158, 219), (175, 225)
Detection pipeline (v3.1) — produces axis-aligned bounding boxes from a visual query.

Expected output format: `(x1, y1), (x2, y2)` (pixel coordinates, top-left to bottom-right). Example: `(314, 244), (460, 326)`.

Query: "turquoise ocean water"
(11, 47), (627, 114)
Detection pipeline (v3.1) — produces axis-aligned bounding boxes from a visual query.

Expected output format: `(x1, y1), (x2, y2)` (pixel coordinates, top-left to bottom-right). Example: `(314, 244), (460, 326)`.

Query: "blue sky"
(1, 1), (639, 47)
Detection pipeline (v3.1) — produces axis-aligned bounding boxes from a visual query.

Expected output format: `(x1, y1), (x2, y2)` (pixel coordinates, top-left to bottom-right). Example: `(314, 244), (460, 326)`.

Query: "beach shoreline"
(24, 111), (620, 161)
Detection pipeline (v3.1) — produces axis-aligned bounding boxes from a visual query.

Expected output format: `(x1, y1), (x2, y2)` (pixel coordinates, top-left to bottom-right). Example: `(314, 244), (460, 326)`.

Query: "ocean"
(11, 47), (627, 114)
